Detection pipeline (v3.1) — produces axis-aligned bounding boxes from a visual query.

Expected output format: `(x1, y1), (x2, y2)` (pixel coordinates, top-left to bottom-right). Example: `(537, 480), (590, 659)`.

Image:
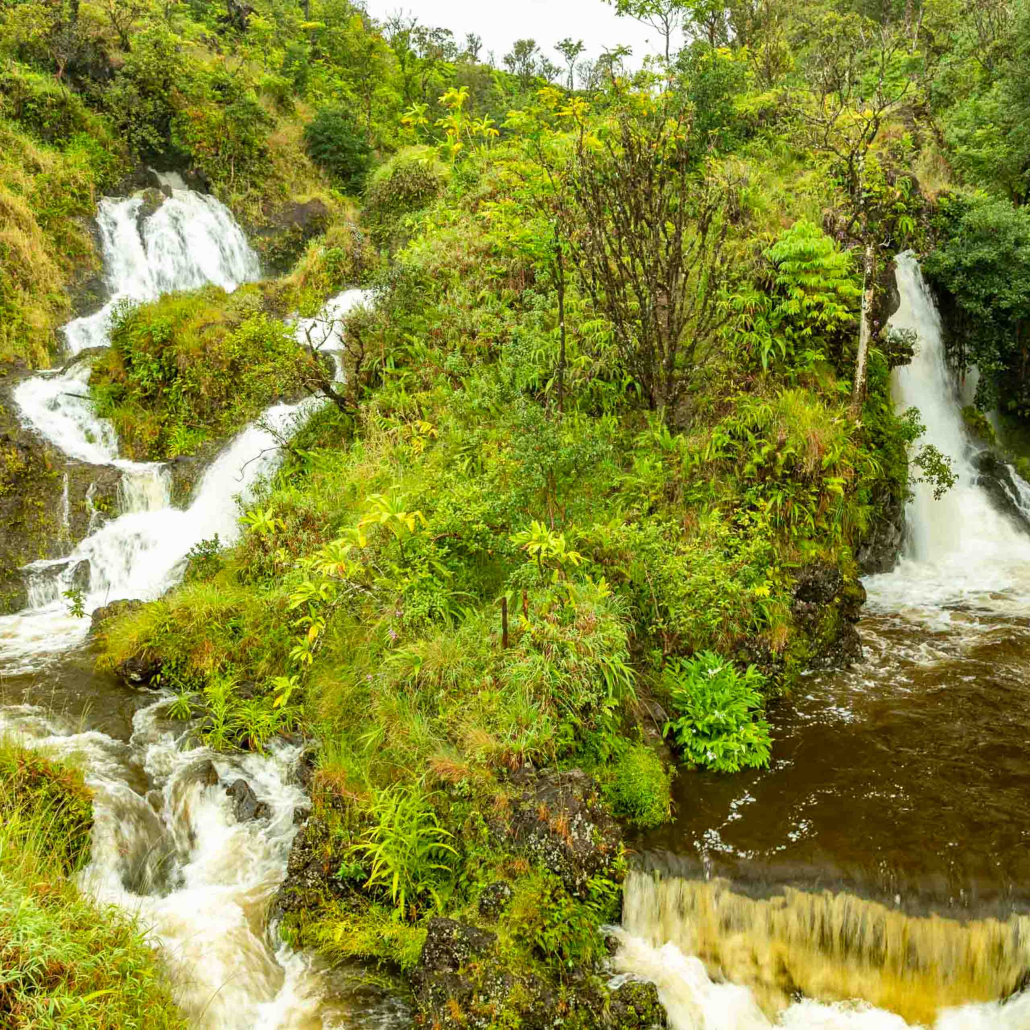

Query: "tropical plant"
(349, 785), (457, 919)
(662, 651), (772, 772)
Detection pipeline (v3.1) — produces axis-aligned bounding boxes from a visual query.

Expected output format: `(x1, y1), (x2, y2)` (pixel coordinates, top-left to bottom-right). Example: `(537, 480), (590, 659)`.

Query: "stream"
(615, 255), (1030, 1027)
(0, 192), (1026, 1028)
(0, 180), (402, 1027)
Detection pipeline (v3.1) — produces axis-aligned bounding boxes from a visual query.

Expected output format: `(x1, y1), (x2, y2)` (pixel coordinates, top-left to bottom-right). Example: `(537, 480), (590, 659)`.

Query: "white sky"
(362, 0), (663, 69)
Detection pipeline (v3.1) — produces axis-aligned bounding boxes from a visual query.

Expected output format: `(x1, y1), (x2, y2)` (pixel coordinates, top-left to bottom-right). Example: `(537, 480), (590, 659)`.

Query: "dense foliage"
(4, 0), (1030, 1020)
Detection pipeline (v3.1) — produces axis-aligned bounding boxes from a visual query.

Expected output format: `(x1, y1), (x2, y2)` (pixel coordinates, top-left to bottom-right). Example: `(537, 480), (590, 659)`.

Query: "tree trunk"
(851, 240), (876, 416)
(555, 228), (566, 414)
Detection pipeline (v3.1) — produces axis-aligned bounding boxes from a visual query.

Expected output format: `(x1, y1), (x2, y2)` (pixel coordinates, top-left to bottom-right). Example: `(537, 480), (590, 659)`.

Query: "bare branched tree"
(566, 101), (738, 416)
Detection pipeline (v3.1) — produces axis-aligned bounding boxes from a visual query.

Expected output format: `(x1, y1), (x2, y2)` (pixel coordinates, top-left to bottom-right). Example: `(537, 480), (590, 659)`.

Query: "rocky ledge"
(271, 766), (667, 1030)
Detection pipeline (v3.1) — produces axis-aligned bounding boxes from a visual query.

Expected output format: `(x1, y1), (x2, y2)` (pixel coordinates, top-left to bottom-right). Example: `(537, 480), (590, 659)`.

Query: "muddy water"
(639, 606), (1030, 915)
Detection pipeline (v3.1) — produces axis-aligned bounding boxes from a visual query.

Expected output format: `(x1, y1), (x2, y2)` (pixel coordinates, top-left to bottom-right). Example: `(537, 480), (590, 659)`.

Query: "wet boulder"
(90, 598), (143, 633)
(116, 653), (163, 689)
(608, 980), (667, 1028)
(226, 778), (271, 822)
(504, 768), (622, 899)
(972, 451), (1030, 533)
(135, 187), (167, 231)
(856, 487), (905, 575)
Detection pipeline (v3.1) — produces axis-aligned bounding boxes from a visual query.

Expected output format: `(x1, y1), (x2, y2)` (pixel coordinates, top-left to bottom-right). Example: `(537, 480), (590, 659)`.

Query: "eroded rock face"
(792, 562), (867, 670)
(504, 768), (623, 899)
(250, 198), (331, 272)
(972, 451), (1030, 533)
(0, 389), (122, 615)
(856, 488), (906, 575)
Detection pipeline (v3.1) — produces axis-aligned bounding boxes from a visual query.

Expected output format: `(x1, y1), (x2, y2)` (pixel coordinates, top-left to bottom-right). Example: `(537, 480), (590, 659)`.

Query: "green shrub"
(0, 66), (96, 145)
(303, 106), (371, 191)
(604, 742), (673, 828)
(0, 743), (93, 873)
(661, 651), (772, 773)
(350, 785), (458, 919)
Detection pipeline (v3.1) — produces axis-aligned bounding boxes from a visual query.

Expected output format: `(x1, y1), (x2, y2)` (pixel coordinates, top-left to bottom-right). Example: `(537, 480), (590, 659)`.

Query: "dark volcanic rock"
(608, 979), (667, 1027)
(792, 562), (866, 670)
(116, 654), (163, 689)
(270, 817), (347, 921)
(972, 451), (1030, 533)
(478, 881), (513, 919)
(251, 198), (331, 273)
(226, 778), (271, 821)
(856, 487), (905, 575)
(90, 598), (143, 633)
(505, 768), (622, 898)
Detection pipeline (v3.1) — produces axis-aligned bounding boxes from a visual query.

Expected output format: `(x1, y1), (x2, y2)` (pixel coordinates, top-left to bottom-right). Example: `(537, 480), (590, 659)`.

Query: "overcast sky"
(362, 0), (663, 68)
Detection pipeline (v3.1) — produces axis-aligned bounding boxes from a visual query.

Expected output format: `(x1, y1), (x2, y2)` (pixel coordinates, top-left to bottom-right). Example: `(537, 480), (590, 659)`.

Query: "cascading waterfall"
(867, 252), (1030, 610)
(0, 181), (391, 1027)
(614, 255), (1030, 1027)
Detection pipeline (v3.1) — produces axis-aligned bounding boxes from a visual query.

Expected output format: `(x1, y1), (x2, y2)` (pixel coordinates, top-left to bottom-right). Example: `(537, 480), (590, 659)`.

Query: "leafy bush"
(0, 66), (95, 145)
(92, 287), (306, 459)
(350, 785), (457, 920)
(662, 651), (772, 773)
(303, 106), (371, 191)
(924, 196), (1030, 418)
(364, 146), (449, 248)
(603, 742), (673, 828)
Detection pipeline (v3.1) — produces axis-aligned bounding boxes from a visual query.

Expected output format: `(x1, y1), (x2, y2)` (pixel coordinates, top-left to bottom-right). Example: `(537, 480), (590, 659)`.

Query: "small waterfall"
(0, 702), (402, 1029)
(60, 190), (260, 357)
(868, 254), (1030, 609)
(0, 287), (369, 672)
(614, 872), (1030, 1029)
(118, 465), (172, 513)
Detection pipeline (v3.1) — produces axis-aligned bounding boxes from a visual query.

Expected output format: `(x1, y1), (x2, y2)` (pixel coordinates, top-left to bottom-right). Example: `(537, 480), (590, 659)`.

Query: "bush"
(603, 742), (673, 828)
(303, 106), (371, 191)
(661, 651), (772, 773)
(0, 66), (95, 145)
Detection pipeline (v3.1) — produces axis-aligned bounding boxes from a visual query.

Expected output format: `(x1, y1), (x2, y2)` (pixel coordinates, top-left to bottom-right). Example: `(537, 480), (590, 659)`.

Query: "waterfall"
(867, 253), (1030, 610)
(13, 188), (260, 467)
(0, 179), (383, 1025)
(0, 701), (404, 1029)
(612, 871), (1030, 1030)
(615, 253), (1030, 1029)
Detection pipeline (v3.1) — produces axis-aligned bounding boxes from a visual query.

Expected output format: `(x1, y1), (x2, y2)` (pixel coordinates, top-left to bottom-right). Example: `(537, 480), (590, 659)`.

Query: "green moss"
(962, 404), (997, 445)
(602, 743), (674, 828)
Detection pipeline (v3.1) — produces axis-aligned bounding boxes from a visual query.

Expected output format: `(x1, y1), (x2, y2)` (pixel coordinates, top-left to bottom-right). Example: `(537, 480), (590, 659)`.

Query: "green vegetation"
(91, 286), (308, 459)
(0, 740), (185, 1029)
(6, 0), (1030, 1019)
(662, 652), (772, 773)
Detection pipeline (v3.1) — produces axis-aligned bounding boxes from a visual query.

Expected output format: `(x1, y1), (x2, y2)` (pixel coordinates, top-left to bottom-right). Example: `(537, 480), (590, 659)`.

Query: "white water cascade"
(0, 182), (388, 1026)
(867, 252), (1030, 611)
(610, 254), (1030, 1028)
